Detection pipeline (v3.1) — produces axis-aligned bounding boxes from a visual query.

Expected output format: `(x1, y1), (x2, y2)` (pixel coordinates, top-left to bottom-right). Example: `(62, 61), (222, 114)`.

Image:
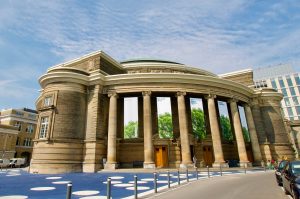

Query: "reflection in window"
(296, 106), (300, 116)
(287, 107), (294, 118)
(286, 76), (293, 87)
(290, 87), (296, 96)
(284, 98), (291, 106)
(293, 97), (299, 105)
(271, 79), (277, 89)
(278, 77), (285, 88)
(294, 74), (300, 85)
(281, 88), (288, 97)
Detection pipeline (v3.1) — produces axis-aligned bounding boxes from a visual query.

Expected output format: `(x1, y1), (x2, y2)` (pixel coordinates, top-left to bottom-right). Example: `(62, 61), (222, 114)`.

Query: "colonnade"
(104, 91), (262, 169)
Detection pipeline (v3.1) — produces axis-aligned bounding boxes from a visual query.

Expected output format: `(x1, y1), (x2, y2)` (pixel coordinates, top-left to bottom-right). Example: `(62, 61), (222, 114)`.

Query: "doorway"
(246, 146), (254, 163)
(155, 146), (168, 168)
(203, 146), (213, 167)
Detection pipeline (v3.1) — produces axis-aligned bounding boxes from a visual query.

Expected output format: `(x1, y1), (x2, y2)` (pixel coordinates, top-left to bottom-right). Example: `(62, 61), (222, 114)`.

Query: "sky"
(0, 1), (300, 110)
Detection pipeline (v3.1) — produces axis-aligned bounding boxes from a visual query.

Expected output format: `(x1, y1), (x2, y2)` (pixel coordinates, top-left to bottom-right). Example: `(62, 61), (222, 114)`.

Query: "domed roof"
(120, 58), (217, 77)
(121, 59), (182, 65)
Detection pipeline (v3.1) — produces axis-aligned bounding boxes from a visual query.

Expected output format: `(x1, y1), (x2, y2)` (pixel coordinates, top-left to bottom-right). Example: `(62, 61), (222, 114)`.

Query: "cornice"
(104, 73), (254, 96)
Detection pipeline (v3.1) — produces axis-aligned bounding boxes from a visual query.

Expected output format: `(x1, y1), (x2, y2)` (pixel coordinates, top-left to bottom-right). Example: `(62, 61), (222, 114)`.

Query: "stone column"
(229, 99), (251, 167)
(104, 92), (118, 170)
(177, 92), (193, 168)
(206, 94), (227, 167)
(245, 104), (263, 165)
(143, 91), (155, 168)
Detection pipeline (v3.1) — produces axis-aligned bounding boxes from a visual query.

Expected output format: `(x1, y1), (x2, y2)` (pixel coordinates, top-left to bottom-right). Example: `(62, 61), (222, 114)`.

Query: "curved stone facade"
(30, 51), (295, 174)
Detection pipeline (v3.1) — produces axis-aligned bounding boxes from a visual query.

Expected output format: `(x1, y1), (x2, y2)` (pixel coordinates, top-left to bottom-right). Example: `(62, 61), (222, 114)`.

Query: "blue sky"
(0, 1), (300, 110)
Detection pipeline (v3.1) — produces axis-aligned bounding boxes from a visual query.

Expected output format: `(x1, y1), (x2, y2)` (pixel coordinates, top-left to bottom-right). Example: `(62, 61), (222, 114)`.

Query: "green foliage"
(220, 115), (234, 141)
(242, 127), (251, 142)
(124, 121), (138, 139)
(191, 108), (206, 139)
(158, 112), (173, 138)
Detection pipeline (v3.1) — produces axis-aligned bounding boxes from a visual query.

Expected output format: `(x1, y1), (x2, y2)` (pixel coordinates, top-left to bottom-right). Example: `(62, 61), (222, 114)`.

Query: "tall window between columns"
(157, 97), (173, 138)
(217, 101), (234, 142)
(190, 98), (206, 140)
(124, 97), (138, 139)
(238, 106), (251, 143)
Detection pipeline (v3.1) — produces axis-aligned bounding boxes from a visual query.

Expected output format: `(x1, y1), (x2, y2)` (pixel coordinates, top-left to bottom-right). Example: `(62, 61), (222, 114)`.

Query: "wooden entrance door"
(155, 146), (168, 168)
(203, 146), (213, 167)
(246, 146), (254, 163)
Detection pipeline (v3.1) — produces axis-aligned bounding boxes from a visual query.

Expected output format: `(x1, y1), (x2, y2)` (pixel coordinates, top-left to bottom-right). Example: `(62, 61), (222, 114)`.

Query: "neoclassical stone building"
(30, 51), (295, 174)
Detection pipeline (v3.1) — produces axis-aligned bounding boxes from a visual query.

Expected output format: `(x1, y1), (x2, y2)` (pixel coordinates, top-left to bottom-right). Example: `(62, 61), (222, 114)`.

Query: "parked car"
(9, 158), (25, 168)
(0, 159), (10, 167)
(275, 160), (288, 185)
(282, 161), (300, 199)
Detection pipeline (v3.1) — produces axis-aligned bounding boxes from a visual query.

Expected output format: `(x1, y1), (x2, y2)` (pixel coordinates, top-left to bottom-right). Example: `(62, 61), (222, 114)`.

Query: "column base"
(239, 162), (252, 168)
(212, 162), (229, 168)
(104, 163), (118, 170)
(143, 162), (156, 169)
(180, 163), (194, 169)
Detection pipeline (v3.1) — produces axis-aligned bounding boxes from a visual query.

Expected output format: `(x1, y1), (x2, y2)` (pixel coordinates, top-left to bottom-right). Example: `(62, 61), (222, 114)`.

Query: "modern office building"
(30, 51), (294, 174)
(0, 108), (38, 162)
(253, 64), (300, 121)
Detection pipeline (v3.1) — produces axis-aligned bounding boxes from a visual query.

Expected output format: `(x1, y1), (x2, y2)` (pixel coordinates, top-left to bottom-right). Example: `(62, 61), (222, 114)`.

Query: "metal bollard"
(244, 164), (247, 174)
(220, 165), (223, 176)
(167, 170), (170, 188)
(207, 166), (210, 178)
(264, 165), (266, 172)
(66, 182), (72, 199)
(107, 177), (111, 199)
(177, 169), (180, 185)
(196, 167), (199, 180)
(134, 175), (138, 199)
(154, 172), (157, 193)
(186, 168), (189, 182)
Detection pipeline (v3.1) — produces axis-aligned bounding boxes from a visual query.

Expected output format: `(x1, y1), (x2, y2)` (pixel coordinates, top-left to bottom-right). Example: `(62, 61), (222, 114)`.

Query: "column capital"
(204, 94), (216, 100)
(142, 91), (152, 96)
(108, 91), (118, 98)
(176, 91), (186, 97)
(228, 98), (238, 103)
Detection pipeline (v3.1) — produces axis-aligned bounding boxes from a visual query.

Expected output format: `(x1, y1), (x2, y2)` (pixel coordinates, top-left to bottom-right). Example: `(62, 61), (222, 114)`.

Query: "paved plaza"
(0, 168), (267, 199)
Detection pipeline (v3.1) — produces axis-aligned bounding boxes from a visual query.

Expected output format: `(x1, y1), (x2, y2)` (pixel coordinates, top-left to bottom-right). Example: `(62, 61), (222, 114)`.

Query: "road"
(152, 172), (290, 199)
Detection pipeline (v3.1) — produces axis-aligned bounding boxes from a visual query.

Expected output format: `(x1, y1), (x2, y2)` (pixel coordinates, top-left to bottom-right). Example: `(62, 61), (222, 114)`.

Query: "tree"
(242, 127), (251, 142)
(158, 112), (173, 138)
(191, 108), (206, 139)
(124, 121), (138, 138)
(220, 115), (234, 141)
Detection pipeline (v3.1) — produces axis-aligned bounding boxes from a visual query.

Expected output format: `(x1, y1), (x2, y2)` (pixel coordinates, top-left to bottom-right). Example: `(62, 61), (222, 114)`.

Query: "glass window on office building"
(284, 98), (291, 106)
(287, 107), (294, 118)
(286, 75), (293, 87)
(290, 87), (296, 96)
(296, 106), (300, 116)
(281, 88), (288, 97)
(293, 97), (299, 105)
(271, 79), (277, 89)
(278, 77), (285, 88)
(294, 74), (300, 85)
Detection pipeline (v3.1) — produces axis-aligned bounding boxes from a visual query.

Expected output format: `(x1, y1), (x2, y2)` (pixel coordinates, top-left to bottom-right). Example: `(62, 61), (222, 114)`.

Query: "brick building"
(0, 108), (38, 163)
